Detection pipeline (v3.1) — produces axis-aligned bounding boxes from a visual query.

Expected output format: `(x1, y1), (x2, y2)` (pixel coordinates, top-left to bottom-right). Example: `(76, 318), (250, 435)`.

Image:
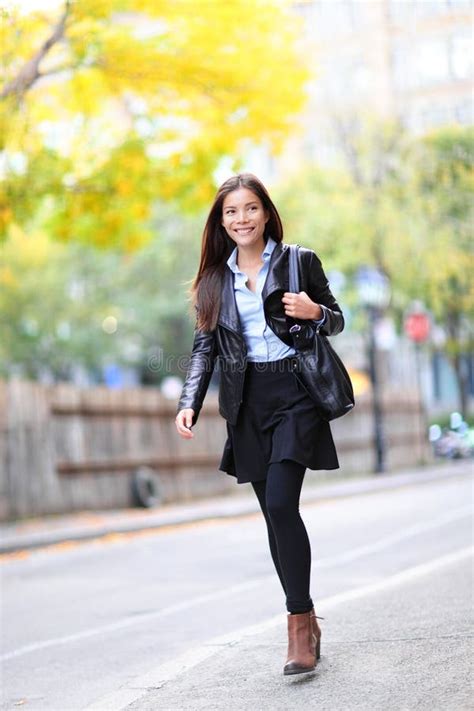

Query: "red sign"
(404, 313), (430, 343)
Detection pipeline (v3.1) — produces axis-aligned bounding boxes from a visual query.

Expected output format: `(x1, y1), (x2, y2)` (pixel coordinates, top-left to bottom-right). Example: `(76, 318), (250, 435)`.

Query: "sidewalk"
(0, 460), (469, 554)
(122, 546), (472, 711)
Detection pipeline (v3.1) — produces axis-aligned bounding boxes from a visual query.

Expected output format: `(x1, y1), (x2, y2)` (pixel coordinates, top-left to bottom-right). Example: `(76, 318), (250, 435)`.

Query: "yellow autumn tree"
(0, 0), (309, 249)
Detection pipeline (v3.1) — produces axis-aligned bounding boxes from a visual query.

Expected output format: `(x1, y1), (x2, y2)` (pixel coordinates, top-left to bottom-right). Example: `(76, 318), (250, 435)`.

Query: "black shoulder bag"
(288, 244), (355, 421)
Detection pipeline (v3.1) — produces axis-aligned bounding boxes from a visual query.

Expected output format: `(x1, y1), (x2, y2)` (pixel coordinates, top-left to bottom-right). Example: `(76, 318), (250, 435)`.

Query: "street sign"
(404, 312), (430, 343)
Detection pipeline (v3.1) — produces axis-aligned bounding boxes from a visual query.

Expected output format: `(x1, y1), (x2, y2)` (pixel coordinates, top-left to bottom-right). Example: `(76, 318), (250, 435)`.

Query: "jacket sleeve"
(176, 326), (217, 426)
(304, 249), (345, 337)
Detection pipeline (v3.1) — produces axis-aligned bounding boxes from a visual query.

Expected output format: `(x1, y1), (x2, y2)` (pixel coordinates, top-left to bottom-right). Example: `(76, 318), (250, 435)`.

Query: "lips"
(234, 227), (254, 234)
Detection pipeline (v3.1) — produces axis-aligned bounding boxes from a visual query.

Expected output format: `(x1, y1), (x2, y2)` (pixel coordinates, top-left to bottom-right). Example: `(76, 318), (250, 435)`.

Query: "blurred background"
(0, 0), (473, 519)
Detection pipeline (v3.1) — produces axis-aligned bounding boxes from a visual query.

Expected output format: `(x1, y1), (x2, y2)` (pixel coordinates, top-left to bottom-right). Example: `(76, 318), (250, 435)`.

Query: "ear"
(264, 210), (270, 223)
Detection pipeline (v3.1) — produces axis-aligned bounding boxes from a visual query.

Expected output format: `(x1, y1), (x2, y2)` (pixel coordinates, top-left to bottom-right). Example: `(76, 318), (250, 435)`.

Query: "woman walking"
(175, 173), (345, 675)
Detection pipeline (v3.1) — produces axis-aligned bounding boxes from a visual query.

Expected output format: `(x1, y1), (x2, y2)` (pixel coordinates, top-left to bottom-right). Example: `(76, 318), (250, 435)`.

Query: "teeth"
(236, 228), (253, 233)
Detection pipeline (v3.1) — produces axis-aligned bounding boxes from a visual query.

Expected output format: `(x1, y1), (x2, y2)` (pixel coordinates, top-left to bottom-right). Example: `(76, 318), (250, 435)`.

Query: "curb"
(0, 461), (469, 554)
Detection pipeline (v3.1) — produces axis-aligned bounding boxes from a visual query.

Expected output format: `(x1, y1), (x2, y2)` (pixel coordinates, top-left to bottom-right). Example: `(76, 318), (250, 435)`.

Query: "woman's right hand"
(175, 408), (195, 439)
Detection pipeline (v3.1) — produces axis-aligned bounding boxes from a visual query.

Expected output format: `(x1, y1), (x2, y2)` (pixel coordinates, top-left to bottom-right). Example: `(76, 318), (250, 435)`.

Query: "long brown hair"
(190, 173), (284, 332)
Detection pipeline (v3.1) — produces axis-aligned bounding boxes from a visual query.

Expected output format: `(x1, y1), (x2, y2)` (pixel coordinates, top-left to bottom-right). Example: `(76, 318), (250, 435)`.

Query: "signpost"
(404, 312), (430, 343)
(404, 303), (431, 462)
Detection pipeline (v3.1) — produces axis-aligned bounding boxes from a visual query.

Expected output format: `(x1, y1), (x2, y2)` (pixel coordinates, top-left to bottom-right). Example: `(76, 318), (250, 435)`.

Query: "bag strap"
(287, 244), (303, 335)
(288, 243), (300, 294)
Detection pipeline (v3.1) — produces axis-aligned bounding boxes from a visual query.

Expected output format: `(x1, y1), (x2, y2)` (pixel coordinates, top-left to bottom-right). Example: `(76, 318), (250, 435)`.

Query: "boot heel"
(310, 607), (322, 662)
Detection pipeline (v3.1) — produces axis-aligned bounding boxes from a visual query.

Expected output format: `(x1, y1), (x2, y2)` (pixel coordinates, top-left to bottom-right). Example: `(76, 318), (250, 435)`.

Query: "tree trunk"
(446, 310), (470, 420)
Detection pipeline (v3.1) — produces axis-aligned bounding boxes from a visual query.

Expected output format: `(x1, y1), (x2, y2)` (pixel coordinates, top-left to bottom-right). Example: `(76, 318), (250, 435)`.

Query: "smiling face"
(221, 187), (269, 249)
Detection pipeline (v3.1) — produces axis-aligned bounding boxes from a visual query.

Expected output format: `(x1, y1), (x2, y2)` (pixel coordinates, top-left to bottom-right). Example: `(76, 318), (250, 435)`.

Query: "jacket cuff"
(312, 307), (327, 327)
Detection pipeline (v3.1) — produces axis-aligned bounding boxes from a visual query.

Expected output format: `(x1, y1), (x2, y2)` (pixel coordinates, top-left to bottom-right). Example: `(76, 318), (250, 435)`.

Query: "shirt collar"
(226, 236), (277, 274)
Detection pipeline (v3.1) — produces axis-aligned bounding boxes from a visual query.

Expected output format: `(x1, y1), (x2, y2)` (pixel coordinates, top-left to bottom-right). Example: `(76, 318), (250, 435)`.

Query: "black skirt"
(218, 356), (340, 484)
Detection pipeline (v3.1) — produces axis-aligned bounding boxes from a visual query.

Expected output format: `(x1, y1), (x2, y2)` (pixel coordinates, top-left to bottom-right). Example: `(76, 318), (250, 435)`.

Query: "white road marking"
(83, 546), (473, 711)
(0, 579), (263, 662)
(2, 507), (471, 664)
(316, 505), (472, 566)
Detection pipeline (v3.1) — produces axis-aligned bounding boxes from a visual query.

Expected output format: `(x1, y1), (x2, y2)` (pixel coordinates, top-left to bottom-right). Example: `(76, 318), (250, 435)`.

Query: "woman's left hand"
(282, 291), (323, 320)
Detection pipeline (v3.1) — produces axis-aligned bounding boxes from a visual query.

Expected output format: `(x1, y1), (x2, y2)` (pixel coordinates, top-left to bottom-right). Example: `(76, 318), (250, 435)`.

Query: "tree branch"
(1, 0), (71, 101)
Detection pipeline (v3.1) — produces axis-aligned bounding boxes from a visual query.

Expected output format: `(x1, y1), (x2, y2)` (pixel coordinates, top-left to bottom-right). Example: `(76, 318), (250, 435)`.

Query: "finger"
(176, 421), (193, 437)
(175, 416), (187, 432)
(175, 419), (185, 434)
(178, 429), (193, 439)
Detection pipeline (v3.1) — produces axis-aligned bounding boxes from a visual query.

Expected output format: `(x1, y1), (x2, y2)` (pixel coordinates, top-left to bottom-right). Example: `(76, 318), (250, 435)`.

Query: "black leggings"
(251, 459), (313, 614)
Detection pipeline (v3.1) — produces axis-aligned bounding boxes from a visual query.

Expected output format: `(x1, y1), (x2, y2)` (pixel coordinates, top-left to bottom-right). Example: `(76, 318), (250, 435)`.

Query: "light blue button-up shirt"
(226, 236), (326, 362)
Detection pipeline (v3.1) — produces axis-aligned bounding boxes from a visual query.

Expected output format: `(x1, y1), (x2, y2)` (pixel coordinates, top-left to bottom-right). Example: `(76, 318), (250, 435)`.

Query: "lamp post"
(356, 266), (391, 474)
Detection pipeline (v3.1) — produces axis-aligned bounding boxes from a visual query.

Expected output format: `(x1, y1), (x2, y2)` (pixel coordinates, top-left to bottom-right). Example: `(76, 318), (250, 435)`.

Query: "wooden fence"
(0, 379), (430, 521)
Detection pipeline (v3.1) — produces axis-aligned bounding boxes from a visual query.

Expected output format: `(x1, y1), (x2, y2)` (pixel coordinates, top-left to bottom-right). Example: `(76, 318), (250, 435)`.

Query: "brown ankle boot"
(309, 607), (323, 661)
(283, 611), (316, 675)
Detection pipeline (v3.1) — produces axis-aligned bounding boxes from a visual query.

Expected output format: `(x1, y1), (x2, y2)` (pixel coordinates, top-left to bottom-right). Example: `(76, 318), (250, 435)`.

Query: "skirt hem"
(218, 456), (340, 484)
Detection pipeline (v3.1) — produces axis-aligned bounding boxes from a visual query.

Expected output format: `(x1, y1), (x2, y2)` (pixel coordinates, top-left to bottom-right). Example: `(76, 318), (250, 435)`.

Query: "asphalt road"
(1, 469), (472, 711)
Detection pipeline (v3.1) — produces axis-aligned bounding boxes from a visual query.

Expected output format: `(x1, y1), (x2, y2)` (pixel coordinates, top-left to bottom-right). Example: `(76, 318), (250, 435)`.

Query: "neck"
(236, 237), (266, 267)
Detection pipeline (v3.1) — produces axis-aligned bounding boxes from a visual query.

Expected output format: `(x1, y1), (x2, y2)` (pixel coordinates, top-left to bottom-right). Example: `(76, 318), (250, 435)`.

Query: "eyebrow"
(223, 201), (259, 209)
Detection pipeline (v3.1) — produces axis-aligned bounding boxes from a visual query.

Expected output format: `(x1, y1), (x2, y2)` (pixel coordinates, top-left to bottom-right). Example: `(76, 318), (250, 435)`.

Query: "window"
(454, 99), (473, 124)
(388, 0), (448, 23)
(450, 33), (473, 79)
(314, 0), (365, 33)
(446, 0), (473, 11)
(420, 103), (452, 129)
(418, 40), (451, 83)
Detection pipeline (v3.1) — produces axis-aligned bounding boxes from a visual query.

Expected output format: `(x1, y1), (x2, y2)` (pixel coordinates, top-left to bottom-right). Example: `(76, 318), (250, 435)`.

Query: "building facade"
(276, 0), (473, 170)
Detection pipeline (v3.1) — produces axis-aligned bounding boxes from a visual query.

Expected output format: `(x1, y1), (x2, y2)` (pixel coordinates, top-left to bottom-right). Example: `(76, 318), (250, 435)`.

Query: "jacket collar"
(218, 240), (289, 334)
(226, 235), (277, 275)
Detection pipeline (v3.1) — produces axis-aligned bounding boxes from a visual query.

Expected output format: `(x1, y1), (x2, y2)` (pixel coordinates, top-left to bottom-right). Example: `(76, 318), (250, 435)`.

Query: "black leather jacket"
(177, 241), (345, 426)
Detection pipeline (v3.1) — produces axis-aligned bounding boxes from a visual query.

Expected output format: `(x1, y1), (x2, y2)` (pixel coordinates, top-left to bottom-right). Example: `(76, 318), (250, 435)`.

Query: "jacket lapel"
(261, 241), (289, 303)
(218, 265), (243, 335)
